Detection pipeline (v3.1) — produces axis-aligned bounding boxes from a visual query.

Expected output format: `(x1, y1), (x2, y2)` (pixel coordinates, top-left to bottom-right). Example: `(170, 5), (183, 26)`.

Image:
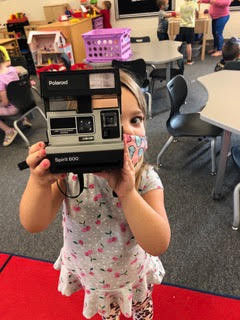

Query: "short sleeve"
(139, 166), (164, 196)
(159, 10), (168, 18)
(0, 78), (5, 91)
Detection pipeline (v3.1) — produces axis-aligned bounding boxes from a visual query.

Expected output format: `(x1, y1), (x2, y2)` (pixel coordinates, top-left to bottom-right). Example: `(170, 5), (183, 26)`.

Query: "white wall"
(110, 1), (240, 40)
(0, 0), (239, 40)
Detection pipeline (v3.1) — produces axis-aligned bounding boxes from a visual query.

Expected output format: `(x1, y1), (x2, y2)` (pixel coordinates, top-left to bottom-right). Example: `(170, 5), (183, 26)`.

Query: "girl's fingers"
(28, 141), (45, 155)
(31, 158), (51, 176)
(26, 148), (47, 169)
(123, 144), (133, 169)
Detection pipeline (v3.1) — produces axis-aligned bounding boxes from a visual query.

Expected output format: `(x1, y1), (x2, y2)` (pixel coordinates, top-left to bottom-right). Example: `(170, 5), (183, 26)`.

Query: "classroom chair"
(130, 36), (150, 43)
(149, 58), (184, 92)
(112, 58), (153, 119)
(157, 75), (223, 175)
(10, 55), (28, 70)
(10, 55), (29, 80)
(224, 60), (240, 71)
(0, 31), (21, 57)
(5, 77), (46, 147)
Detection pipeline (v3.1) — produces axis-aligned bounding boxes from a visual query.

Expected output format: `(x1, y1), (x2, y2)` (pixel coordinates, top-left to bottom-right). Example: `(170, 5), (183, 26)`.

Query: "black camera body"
(40, 68), (123, 174)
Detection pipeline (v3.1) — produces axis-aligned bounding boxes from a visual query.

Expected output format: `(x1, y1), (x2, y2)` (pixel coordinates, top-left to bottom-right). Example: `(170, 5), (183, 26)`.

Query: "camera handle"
(56, 173), (84, 199)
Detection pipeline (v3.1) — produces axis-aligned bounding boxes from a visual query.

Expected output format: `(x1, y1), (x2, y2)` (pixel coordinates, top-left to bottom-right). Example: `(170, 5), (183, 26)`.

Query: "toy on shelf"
(59, 15), (69, 22)
(72, 11), (83, 18)
(64, 6), (73, 17)
(28, 31), (74, 67)
(7, 13), (28, 23)
(80, 1), (97, 17)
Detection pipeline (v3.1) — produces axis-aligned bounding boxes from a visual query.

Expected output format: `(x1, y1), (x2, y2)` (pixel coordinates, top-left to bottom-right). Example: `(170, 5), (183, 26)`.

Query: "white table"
(198, 70), (240, 199)
(86, 40), (183, 83)
(131, 40), (182, 82)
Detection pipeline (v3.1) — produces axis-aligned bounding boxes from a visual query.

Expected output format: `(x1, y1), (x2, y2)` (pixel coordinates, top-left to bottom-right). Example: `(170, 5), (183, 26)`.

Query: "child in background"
(156, 0), (176, 41)
(179, 0), (199, 64)
(0, 49), (18, 146)
(19, 70), (171, 320)
(91, 1), (112, 28)
(0, 51), (31, 146)
(214, 37), (240, 71)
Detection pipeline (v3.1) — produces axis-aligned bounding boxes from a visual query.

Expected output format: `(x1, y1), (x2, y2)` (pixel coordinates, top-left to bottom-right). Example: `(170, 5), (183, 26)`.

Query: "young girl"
(0, 51), (31, 146)
(91, 1), (112, 28)
(19, 70), (171, 320)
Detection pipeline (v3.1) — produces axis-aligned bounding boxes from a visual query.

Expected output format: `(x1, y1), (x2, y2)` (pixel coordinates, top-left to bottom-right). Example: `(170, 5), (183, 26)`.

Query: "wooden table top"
(0, 38), (17, 45)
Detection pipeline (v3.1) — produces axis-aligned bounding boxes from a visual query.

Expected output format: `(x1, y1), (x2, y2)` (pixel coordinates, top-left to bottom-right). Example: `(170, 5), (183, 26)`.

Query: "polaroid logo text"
(48, 80), (69, 86)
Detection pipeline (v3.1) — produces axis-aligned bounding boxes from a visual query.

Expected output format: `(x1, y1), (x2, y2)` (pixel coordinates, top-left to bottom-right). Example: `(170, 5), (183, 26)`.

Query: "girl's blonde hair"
(119, 70), (148, 190)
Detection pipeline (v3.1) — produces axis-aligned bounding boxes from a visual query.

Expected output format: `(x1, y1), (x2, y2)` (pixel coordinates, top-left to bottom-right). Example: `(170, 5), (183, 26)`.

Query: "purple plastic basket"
(82, 28), (132, 62)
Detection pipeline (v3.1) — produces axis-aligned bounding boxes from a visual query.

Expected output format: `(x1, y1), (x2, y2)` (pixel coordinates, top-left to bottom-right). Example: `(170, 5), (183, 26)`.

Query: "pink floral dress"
(54, 166), (165, 319)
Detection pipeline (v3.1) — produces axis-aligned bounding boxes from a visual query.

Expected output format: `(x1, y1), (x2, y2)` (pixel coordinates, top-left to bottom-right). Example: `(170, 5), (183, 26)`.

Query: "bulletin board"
(115, 0), (175, 19)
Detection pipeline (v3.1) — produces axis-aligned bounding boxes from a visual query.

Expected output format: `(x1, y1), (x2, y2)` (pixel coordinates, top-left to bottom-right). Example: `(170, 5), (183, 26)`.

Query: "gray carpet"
(1, 52), (240, 298)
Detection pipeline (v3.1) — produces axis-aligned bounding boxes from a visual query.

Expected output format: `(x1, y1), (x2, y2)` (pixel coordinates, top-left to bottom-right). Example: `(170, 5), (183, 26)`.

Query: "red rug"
(1, 253), (240, 320)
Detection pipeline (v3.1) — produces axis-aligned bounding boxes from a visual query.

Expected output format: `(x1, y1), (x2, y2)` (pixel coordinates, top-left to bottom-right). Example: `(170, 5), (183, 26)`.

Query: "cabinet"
(37, 19), (92, 63)
(92, 15), (104, 29)
(7, 19), (36, 74)
(43, 3), (70, 23)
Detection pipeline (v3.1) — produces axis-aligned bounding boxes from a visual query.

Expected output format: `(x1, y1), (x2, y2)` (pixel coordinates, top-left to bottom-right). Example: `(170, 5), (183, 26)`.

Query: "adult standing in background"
(199, 0), (231, 57)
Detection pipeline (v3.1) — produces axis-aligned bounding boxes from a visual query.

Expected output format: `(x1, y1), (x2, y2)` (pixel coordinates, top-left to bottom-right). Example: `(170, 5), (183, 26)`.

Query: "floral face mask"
(123, 133), (148, 166)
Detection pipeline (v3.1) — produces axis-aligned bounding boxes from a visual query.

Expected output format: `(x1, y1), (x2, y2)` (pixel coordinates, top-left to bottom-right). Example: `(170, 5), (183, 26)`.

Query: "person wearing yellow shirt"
(179, 0), (199, 64)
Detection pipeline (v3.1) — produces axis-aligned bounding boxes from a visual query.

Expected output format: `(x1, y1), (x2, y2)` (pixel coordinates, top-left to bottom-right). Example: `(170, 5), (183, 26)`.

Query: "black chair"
(231, 146), (240, 230)
(59, 53), (71, 71)
(157, 75), (223, 175)
(10, 55), (29, 80)
(112, 58), (152, 118)
(10, 55), (28, 70)
(130, 36), (150, 43)
(223, 60), (240, 70)
(149, 57), (184, 93)
(6, 78), (47, 146)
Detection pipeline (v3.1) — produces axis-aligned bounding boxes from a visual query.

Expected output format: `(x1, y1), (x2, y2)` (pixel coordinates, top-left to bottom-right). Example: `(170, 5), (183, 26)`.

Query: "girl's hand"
(95, 144), (135, 199)
(26, 141), (66, 187)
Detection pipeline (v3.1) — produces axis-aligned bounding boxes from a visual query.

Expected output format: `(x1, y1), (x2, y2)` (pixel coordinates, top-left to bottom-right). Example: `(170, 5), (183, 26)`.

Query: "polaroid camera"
(40, 68), (124, 174)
